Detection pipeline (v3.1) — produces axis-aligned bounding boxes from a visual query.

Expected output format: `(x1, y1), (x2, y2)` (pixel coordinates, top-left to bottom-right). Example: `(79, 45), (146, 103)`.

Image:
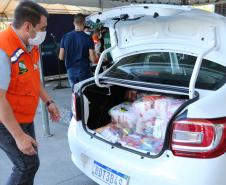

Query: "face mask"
(28, 31), (46, 46)
(85, 31), (91, 35)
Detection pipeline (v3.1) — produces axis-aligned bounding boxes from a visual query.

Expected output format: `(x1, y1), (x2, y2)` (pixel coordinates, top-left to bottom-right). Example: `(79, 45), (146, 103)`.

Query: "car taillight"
(71, 93), (81, 121)
(171, 118), (226, 158)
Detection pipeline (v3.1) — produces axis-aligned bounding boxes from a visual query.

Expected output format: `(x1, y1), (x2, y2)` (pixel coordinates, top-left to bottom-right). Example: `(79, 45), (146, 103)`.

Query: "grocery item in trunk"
(133, 95), (163, 116)
(140, 137), (163, 153)
(120, 134), (143, 148)
(125, 90), (138, 101)
(119, 134), (163, 154)
(96, 93), (186, 153)
(134, 95), (185, 138)
(154, 97), (185, 119)
(167, 99), (185, 118)
(109, 102), (137, 132)
(95, 123), (123, 143)
(136, 108), (157, 136)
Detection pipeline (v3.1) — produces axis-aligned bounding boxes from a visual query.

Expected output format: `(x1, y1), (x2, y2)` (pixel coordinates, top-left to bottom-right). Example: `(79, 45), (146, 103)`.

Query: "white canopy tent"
(0, 0), (224, 20)
(0, 0), (132, 19)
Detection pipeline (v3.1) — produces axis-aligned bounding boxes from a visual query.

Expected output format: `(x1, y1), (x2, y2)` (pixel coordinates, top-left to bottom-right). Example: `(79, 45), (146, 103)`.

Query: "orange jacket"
(92, 34), (100, 44)
(0, 27), (41, 123)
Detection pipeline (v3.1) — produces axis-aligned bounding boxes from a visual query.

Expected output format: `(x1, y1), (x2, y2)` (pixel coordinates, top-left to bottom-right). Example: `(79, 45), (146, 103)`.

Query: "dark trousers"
(0, 123), (39, 185)
(67, 68), (92, 90)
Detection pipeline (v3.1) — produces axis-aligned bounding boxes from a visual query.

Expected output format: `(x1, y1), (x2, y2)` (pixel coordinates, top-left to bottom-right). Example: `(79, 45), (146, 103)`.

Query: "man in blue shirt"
(59, 13), (96, 89)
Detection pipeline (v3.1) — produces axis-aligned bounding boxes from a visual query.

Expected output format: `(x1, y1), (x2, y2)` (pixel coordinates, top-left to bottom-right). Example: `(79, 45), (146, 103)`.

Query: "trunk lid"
(87, 4), (226, 66)
(88, 4), (226, 99)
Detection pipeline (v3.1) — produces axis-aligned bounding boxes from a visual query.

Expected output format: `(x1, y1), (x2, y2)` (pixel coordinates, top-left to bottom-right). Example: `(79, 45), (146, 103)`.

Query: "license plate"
(92, 161), (129, 185)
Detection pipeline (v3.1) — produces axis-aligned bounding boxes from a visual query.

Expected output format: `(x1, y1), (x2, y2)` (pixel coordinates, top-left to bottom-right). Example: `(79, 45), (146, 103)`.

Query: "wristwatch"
(46, 100), (55, 107)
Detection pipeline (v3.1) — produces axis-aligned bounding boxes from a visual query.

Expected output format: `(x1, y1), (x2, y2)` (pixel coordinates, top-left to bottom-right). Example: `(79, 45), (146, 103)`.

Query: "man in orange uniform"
(0, 1), (60, 185)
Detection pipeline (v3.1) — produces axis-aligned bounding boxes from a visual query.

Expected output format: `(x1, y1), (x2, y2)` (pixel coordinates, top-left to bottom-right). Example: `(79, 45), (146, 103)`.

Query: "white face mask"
(85, 31), (91, 35)
(28, 31), (46, 46)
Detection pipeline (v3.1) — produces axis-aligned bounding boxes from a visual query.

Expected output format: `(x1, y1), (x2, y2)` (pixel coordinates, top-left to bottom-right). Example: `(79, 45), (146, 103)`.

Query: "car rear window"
(104, 52), (226, 90)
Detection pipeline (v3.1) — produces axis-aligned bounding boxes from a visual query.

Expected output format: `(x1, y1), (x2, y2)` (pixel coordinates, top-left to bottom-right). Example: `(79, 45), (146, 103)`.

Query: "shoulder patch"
(11, 48), (25, 64)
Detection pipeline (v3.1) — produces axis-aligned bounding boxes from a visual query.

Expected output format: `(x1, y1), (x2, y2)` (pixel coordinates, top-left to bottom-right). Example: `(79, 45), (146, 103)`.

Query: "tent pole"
(99, 0), (103, 10)
(2, 0), (12, 13)
(39, 46), (53, 137)
(182, 0), (189, 5)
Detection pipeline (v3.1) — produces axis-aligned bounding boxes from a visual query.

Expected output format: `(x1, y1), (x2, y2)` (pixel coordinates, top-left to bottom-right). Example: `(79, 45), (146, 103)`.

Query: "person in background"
(100, 27), (113, 69)
(92, 28), (102, 64)
(100, 26), (106, 53)
(102, 27), (111, 51)
(103, 27), (112, 64)
(84, 25), (92, 35)
(59, 13), (96, 89)
(0, 1), (60, 185)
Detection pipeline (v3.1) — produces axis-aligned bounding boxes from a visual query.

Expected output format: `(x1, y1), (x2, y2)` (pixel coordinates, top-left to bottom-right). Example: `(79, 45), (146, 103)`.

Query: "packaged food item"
(153, 118), (167, 139)
(95, 124), (110, 133)
(154, 97), (170, 119)
(120, 134), (164, 154)
(167, 99), (185, 119)
(102, 94), (186, 154)
(143, 95), (163, 102)
(133, 95), (163, 116)
(125, 90), (137, 101)
(139, 138), (153, 152)
(109, 102), (137, 130)
(96, 123), (123, 143)
(133, 98), (153, 116)
(136, 109), (157, 136)
(140, 137), (164, 153)
(154, 97), (185, 119)
(120, 134), (143, 149)
(120, 127), (134, 136)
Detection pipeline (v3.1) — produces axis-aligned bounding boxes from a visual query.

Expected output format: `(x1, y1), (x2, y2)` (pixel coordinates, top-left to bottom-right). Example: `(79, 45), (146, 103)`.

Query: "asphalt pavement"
(0, 80), (98, 185)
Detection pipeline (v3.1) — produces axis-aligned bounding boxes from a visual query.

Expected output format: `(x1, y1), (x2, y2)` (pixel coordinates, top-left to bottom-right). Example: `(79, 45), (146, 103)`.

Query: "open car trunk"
(81, 82), (192, 157)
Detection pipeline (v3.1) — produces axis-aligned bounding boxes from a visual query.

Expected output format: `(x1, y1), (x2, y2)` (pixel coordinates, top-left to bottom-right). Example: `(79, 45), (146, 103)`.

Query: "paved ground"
(0, 80), (98, 185)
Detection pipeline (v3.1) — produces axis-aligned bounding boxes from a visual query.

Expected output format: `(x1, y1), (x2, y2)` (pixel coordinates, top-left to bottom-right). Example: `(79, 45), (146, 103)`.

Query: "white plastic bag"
(109, 102), (137, 130)
(133, 95), (162, 116)
(97, 124), (122, 143)
(167, 99), (185, 118)
(136, 109), (157, 135)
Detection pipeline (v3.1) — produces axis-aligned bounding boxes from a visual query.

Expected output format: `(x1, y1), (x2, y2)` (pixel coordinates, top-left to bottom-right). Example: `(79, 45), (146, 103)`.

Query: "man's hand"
(47, 103), (60, 122)
(15, 133), (38, 156)
(39, 85), (61, 122)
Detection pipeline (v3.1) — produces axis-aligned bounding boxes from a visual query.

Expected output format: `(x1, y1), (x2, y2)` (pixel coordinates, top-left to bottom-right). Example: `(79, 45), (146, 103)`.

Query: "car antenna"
(153, 12), (159, 18)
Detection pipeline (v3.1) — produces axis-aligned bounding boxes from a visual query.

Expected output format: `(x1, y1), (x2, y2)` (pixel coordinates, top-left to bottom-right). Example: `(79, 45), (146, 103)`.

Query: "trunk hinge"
(94, 45), (116, 87)
(189, 26), (217, 99)
(95, 26), (118, 88)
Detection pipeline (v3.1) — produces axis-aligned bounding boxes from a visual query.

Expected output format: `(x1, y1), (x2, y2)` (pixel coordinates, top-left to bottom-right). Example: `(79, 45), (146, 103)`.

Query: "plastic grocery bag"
(154, 97), (185, 119)
(133, 95), (163, 116)
(96, 124), (123, 143)
(109, 102), (137, 131)
(136, 109), (157, 136)
(119, 134), (143, 149)
(140, 137), (163, 154)
(167, 99), (185, 118)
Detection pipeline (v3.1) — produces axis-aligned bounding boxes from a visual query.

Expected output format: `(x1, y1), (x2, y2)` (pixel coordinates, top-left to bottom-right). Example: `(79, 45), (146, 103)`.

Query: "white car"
(68, 4), (226, 185)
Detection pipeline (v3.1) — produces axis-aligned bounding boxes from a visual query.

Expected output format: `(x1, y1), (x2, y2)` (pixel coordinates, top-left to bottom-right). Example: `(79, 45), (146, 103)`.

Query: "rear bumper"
(68, 117), (226, 185)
